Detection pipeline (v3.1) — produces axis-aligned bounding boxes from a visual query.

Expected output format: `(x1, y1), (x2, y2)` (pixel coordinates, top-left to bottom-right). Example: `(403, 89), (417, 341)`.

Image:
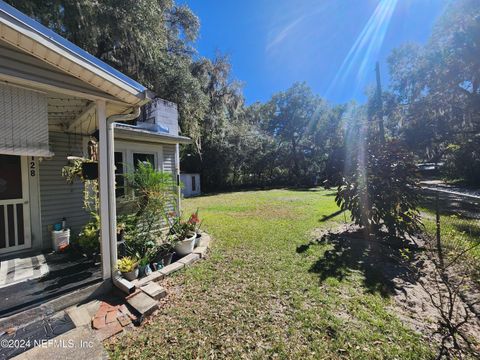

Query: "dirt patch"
(307, 225), (480, 357)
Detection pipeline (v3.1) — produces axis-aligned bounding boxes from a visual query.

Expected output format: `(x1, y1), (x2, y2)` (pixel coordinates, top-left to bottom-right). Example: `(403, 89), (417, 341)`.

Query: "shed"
(180, 173), (201, 197)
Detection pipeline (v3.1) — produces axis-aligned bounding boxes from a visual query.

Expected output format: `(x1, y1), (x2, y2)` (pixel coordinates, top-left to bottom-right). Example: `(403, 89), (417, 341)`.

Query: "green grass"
(108, 189), (432, 359)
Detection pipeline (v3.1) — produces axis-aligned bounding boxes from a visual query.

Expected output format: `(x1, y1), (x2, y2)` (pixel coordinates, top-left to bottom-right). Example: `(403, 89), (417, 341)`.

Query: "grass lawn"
(108, 189), (432, 359)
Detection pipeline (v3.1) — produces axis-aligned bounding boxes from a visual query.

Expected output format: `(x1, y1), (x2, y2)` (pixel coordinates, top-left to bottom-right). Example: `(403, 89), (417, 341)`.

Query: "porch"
(0, 251), (101, 317)
(0, 1), (155, 320)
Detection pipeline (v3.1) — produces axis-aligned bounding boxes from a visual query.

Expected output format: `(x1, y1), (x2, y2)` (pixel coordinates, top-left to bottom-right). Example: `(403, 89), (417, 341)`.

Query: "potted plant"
(138, 256), (153, 277)
(154, 234), (177, 267)
(169, 213), (196, 256)
(81, 161), (98, 180)
(187, 210), (203, 247)
(77, 213), (100, 260)
(117, 256), (139, 281)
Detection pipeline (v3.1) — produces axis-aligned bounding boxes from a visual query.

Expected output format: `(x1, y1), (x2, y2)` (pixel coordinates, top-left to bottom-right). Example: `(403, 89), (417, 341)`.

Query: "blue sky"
(183, 0), (447, 105)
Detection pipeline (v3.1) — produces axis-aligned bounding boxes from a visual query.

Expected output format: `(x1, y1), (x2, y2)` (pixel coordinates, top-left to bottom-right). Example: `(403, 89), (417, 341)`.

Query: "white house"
(0, 1), (189, 316)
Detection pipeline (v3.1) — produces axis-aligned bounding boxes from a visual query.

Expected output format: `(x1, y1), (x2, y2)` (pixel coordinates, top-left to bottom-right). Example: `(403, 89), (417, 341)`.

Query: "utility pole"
(375, 61), (386, 142)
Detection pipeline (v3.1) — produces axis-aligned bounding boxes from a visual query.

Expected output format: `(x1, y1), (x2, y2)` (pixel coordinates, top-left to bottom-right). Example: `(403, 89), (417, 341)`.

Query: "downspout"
(107, 107), (141, 294)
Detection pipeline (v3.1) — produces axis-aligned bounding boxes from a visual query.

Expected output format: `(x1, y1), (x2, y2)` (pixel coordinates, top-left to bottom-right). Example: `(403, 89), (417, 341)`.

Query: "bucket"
(52, 229), (70, 251)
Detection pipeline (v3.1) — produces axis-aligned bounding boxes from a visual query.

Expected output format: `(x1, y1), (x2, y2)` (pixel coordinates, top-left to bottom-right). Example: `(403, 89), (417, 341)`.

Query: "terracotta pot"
(173, 233), (196, 256)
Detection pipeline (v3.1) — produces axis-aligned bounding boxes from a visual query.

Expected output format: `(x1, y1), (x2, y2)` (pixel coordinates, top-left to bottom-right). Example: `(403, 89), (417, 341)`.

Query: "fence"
(419, 189), (480, 280)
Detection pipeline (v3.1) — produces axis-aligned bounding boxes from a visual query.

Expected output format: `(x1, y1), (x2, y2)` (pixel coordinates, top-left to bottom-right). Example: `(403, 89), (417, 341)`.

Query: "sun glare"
(326, 0), (399, 98)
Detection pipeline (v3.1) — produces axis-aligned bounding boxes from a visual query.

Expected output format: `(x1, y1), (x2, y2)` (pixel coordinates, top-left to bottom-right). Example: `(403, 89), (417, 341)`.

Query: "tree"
(387, 0), (480, 184)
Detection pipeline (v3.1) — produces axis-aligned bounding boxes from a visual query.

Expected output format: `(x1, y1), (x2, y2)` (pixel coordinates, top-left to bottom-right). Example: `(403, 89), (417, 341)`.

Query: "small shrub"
(336, 140), (422, 238)
(117, 256), (138, 273)
(77, 213), (100, 256)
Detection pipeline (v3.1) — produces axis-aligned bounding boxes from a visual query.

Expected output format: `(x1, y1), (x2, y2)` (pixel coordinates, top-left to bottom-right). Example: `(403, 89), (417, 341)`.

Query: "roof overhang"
(0, 1), (153, 106)
(114, 125), (192, 145)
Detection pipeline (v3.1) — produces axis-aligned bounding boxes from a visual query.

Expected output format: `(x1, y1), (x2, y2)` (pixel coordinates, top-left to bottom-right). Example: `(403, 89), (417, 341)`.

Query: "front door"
(0, 155), (31, 254)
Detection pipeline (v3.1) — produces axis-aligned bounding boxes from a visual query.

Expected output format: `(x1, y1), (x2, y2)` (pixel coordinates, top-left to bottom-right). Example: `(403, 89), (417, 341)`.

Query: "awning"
(114, 123), (192, 145)
(0, 83), (53, 157)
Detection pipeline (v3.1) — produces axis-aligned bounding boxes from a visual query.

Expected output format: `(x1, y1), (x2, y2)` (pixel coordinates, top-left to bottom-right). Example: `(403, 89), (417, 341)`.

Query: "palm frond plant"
(122, 161), (179, 265)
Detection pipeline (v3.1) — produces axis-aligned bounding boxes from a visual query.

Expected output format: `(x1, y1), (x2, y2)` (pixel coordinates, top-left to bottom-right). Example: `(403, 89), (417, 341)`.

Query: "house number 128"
(30, 157), (36, 177)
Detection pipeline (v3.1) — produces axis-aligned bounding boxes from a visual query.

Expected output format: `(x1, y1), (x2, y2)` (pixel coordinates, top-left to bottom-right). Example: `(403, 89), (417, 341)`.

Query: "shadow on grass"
(298, 229), (421, 298)
(319, 209), (345, 222)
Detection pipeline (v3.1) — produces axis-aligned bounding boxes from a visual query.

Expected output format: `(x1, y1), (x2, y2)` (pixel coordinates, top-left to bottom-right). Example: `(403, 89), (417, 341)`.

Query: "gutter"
(106, 107), (141, 294)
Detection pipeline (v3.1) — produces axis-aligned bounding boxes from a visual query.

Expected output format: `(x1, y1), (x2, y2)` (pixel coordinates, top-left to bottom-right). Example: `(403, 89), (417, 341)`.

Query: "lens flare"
(326, 0), (399, 99)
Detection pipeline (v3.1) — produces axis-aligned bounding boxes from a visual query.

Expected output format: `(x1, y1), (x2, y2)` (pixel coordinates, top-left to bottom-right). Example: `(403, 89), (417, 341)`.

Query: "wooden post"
(435, 192), (444, 269)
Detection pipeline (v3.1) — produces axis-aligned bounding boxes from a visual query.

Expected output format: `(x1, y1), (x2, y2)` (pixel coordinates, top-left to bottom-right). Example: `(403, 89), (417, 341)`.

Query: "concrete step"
(140, 282), (167, 300)
(126, 292), (158, 317)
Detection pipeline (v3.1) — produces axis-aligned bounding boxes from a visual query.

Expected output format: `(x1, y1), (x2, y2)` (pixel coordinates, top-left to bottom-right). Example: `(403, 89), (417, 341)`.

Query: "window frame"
(114, 141), (165, 197)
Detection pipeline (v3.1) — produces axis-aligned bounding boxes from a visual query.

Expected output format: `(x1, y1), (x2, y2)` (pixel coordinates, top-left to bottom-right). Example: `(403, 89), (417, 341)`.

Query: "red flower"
(188, 213), (200, 224)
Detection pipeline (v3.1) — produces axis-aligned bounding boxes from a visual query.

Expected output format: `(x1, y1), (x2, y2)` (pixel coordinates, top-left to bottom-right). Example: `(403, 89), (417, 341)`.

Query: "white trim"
(114, 140), (164, 173)
(0, 156), (31, 254)
(0, 17), (147, 104)
(97, 100), (111, 279)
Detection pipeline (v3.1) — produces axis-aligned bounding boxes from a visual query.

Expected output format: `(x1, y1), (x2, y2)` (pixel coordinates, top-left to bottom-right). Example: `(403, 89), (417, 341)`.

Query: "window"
(191, 175), (196, 192)
(114, 152), (125, 197)
(133, 153), (155, 169)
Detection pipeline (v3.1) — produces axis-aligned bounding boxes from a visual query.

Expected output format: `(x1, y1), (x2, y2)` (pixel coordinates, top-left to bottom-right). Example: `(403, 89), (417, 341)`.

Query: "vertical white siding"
(39, 132), (89, 249)
(162, 144), (176, 173)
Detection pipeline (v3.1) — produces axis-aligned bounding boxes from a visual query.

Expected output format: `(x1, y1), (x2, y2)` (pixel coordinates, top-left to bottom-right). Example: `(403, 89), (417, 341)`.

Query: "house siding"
(162, 144), (176, 173)
(39, 136), (178, 249)
(39, 131), (89, 249)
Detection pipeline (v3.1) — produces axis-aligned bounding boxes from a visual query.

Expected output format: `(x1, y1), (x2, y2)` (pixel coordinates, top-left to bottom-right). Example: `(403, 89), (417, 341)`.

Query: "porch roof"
(114, 124), (192, 145)
(0, 1), (153, 106)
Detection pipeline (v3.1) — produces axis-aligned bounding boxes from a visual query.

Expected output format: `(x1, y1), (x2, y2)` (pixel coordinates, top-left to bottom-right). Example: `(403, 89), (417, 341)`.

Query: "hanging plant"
(62, 158), (98, 183)
(81, 162), (98, 180)
(62, 159), (84, 184)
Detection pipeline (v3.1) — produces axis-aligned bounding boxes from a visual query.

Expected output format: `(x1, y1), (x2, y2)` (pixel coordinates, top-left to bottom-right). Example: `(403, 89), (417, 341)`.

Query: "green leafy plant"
(138, 256), (151, 267)
(77, 213), (100, 257)
(117, 256), (138, 273)
(336, 140), (422, 238)
(168, 212), (196, 240)
(122, 161), (178, 258)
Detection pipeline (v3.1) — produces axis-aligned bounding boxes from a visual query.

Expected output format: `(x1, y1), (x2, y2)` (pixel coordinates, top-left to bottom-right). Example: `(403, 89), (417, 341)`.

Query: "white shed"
(180, 173), (201, 197)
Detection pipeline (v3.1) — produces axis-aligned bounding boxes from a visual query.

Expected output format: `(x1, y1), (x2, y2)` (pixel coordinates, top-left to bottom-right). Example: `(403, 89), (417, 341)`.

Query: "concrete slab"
(65, 306), (91, 327)
(159, 261), (184, 276)
(135, 271), (164, 287)
(12, 326), (108, 360)
(178, 253), (200, 266)
(198, 234), (211, 247)
(140, 282), (167, 300)
(126, 292), (158, 317)
(193, 246), (208, 258)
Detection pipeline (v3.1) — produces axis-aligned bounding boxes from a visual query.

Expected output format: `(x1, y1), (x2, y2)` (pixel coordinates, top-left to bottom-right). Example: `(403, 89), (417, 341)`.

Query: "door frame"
(0, 156), (32, 254)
